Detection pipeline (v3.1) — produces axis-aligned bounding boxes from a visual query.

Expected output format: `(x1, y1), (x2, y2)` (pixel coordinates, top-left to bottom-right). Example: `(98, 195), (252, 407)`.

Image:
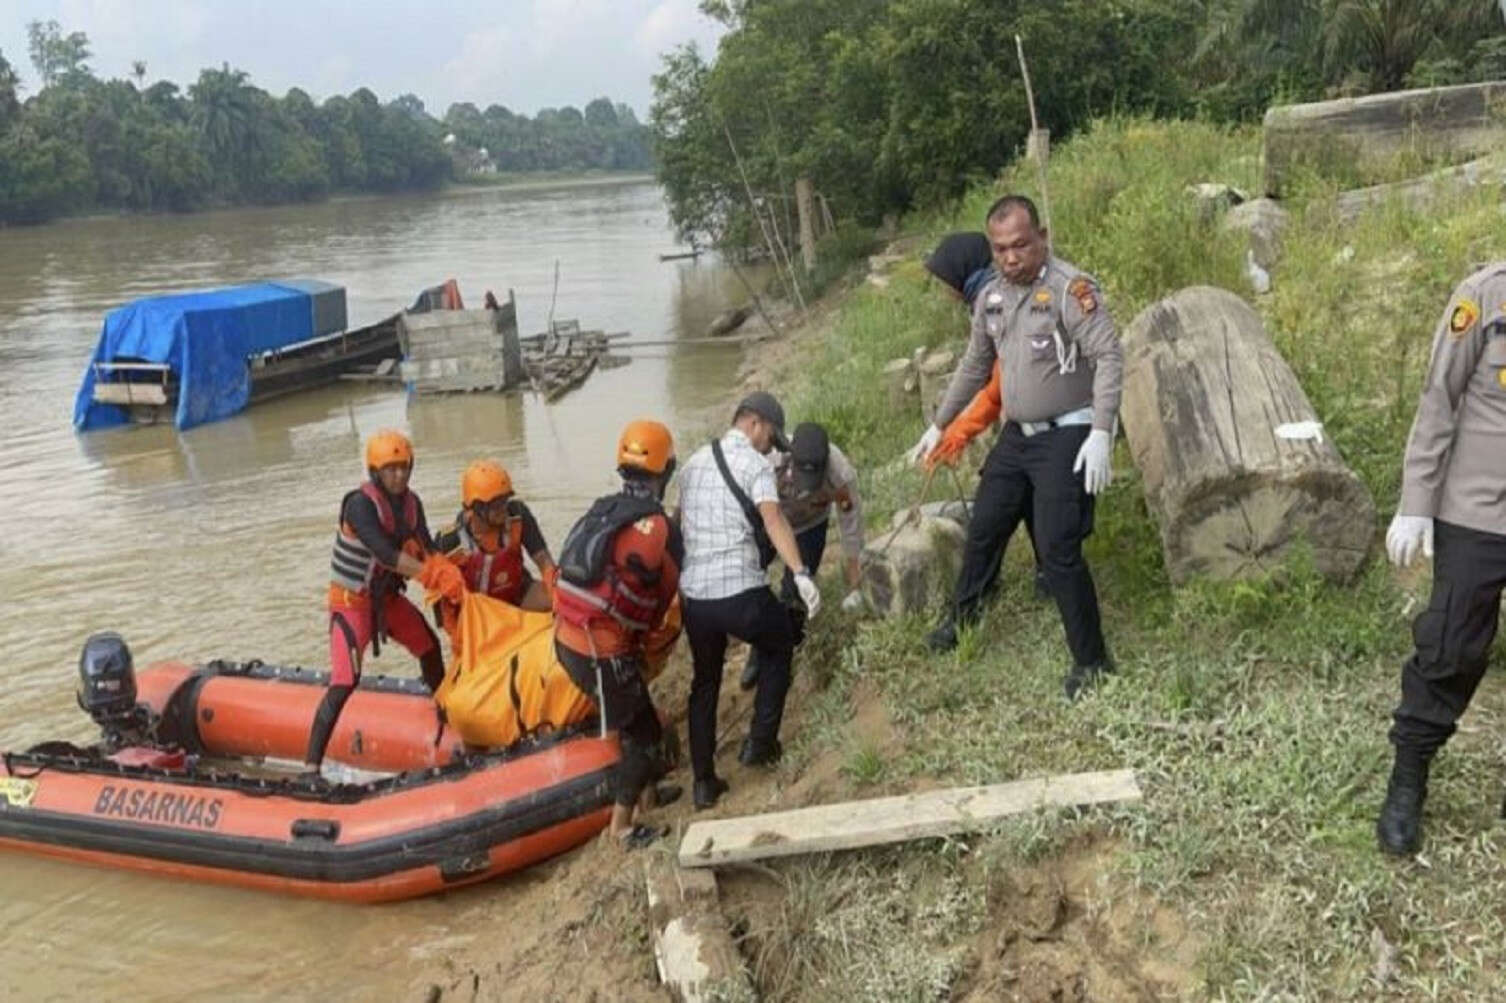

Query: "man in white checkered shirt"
(676, 391), (822, 810)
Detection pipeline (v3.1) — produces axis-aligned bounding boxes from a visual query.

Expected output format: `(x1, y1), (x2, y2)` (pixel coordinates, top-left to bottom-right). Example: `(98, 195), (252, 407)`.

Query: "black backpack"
(558, 493), (676, 587)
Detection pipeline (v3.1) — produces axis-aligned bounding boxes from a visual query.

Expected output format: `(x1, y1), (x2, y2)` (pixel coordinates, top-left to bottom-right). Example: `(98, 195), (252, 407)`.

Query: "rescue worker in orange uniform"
(306, 429), (465, 778)
(553, 420), (684, 849)
(435, 460), (557, 613)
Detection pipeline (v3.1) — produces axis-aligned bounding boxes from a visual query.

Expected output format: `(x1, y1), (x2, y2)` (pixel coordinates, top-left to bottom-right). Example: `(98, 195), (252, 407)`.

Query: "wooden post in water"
(796, 177), (818, 273)
(498, 288), (523, 390)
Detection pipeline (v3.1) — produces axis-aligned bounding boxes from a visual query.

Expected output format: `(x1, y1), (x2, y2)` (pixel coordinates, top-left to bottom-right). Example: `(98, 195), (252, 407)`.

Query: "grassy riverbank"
(744, 117), (1506, 999)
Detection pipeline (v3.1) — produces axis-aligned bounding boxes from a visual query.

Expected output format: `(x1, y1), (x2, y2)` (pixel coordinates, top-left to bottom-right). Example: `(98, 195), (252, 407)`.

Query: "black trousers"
(949, 422), (1107, 668)
(684, 587), (795, 781)
(778, 521), (830, 602)
(556, 643), (664, 808)
(1390, 520), (1506, 757)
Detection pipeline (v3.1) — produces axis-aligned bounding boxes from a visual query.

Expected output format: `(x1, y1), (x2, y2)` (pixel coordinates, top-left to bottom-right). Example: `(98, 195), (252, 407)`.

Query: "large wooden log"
(1334, 153), (1506, 223)
(1263, 81), (1506, 196)
(1121, 286), (1375, 584)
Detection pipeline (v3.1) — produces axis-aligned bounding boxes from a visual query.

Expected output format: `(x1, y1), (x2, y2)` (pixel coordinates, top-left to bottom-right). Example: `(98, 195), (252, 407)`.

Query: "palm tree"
(1322, 0), (1500, 91)
(188, 63), (256, 165)
(1189, 0), (1325, 102)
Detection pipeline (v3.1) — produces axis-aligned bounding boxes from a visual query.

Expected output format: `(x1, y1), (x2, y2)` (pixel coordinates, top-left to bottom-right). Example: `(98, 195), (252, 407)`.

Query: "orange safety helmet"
(462, 459), (513, 508)
(365, 429), (414, 471)
(617, 419), (675, 476)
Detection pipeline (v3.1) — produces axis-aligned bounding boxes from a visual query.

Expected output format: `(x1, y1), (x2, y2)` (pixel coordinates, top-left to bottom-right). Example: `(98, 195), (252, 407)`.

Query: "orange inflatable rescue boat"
(0, 617), (640, 903)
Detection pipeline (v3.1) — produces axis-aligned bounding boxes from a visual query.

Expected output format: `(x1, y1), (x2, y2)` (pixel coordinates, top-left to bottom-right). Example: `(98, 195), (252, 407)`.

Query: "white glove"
(793, 572), (821, 619)
(840, 589), (865, 613)
(907, 425), (943, 466)
(1385, 515), (1434, 568)
(1072, 428), (1113, 495)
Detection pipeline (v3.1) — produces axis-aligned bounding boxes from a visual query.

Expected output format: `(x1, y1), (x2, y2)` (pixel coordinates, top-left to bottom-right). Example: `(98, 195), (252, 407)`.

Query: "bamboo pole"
(796, 177), (817, 273)
(765, 99), (797, 259)
(1014, 35), (1055, 250)
(724, 123), (806, 311)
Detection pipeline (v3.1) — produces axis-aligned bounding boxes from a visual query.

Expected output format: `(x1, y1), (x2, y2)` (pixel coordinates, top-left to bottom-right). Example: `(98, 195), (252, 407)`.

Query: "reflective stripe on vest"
(329, 482), (419, 595)
(554, 577), (654, 633)
(455, 514), (526, 601)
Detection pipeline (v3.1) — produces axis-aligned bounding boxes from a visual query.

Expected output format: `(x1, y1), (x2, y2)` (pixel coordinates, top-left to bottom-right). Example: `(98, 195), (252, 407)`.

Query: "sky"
(0, 0), (726, 118)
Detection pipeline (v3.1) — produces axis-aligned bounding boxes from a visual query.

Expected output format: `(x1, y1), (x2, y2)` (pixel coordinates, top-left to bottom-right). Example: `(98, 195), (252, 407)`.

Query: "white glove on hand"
(1385, 515), (1434, 568)
(1072, 428), (1113, 495)
(907, 425), (943, 466)
(840, 589), (865, 613)
(794, 572), (822, 619)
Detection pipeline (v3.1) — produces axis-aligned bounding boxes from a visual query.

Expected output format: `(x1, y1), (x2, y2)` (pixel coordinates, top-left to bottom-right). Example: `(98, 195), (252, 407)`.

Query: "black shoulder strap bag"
(710, 438), (777, 569)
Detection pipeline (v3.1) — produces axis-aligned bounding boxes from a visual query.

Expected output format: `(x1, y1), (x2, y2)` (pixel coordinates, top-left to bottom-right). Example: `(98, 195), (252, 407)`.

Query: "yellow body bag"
(434, 592), (680, 748)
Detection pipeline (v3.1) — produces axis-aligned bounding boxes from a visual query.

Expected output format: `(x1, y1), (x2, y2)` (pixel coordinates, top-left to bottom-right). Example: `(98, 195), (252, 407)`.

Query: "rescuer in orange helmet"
(553, 419), (684, 848)
(434, 459), (556, 613)
(308, 429), (464, 779)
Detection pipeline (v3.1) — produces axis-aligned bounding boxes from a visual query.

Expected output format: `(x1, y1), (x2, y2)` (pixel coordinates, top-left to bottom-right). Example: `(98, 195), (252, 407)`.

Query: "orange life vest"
(449, 511), (527, 604)
(553, 495), (671, 642)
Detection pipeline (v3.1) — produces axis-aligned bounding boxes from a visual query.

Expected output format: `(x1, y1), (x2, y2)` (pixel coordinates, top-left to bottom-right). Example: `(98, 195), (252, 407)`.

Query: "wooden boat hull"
(92, 316), (401, 426)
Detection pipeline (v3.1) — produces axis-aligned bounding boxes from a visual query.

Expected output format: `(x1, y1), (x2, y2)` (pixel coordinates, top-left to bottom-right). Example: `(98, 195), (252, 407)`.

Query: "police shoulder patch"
(1066, 277), (1097, 314)
(1449, 298), (1480, 336)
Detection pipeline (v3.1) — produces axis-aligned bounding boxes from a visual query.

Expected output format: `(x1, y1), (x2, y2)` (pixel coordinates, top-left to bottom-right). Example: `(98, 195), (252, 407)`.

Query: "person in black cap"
(738, 421), (867, 689)
(779, 423), (865, 607)
(674, 391), (823, 810)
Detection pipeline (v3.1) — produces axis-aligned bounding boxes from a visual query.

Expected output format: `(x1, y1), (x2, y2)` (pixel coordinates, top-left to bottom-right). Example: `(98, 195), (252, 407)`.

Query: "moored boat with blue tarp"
(73, 279), (401, 432)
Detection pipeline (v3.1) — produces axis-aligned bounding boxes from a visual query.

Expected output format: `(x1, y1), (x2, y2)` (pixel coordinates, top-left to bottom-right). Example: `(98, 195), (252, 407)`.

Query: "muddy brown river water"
(0, 176), (752, 999)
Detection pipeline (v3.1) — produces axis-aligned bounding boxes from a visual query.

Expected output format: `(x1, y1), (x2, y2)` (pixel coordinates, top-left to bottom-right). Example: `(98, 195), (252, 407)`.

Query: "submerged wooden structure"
(520, 321), (622, 402)
(398, 292), (524, 394)
(396, 296), (621, 402)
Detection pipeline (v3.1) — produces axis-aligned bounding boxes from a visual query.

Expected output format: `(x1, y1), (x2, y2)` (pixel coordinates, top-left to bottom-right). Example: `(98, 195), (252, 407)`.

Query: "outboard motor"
(77, 631), (140, 739)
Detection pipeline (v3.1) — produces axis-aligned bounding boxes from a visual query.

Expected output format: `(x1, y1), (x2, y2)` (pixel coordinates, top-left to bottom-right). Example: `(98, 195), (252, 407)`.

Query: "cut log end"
(1164, 471), (1376, 583)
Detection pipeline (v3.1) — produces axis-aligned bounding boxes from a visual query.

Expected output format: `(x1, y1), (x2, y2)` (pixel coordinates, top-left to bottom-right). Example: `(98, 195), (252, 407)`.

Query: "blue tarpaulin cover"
(73, 282), (319, 432)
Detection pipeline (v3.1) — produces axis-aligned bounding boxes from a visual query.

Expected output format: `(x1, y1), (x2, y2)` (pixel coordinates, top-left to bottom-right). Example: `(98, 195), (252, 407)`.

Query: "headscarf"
(925, 233), (993, 299)
(961, 265), (996, 308)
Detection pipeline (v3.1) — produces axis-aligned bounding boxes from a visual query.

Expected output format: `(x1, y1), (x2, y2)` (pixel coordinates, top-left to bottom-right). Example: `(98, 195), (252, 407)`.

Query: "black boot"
(927, 601), (977, 654)
(693, 776), (729, 810)
(739, 650), (761, 691)
(1377, 750), (1431, 857)
(739, 736), (782, 767)
(926, 619), (958, 653)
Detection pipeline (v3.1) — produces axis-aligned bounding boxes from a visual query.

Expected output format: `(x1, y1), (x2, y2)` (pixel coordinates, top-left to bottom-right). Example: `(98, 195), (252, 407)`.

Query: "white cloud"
(2, 0), (725, 116)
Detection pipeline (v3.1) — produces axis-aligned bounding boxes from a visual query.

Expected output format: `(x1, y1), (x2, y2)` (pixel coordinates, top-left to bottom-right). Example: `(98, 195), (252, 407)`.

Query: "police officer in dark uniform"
(1378, 263), (1506, 856)
(908, 195), (1123, 698)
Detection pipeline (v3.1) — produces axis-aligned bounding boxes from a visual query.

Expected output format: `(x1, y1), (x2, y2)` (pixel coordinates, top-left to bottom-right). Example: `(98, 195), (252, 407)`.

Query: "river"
(0, 177), (752, 1000)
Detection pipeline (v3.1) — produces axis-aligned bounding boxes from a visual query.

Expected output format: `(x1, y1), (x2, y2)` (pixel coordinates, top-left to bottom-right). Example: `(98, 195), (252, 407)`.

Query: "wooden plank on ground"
(645, 856), (756, 1002)
(678, 769), (1141, 869)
